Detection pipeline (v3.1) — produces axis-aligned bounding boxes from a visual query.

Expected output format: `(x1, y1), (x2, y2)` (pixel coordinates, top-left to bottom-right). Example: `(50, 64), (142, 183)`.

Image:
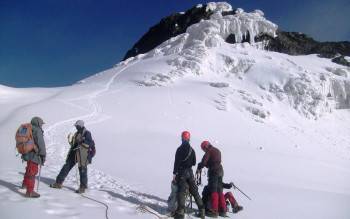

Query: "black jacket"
(173, 141), (196, 175)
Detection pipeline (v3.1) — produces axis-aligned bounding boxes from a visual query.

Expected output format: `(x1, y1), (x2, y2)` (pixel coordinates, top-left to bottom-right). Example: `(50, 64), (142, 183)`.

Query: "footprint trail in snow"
(1, 60), (168, 219)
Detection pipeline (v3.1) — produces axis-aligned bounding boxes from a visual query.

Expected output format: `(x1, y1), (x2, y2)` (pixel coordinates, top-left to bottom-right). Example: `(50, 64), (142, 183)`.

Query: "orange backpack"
(15, 123), (36, 154)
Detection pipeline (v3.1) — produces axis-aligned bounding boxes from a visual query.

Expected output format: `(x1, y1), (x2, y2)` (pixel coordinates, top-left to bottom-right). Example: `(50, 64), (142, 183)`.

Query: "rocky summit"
(123, 3), (350, 67)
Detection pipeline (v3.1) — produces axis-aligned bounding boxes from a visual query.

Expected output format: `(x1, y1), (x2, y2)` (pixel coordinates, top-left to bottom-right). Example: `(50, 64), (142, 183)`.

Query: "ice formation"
(142, 2), (277, 80)
(129, 2), (350, 119)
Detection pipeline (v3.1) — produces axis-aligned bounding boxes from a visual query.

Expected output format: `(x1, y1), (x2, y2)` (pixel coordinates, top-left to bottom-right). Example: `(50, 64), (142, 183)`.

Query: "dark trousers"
(176, 169), (204, 215)
(201, 185), (210, 210)
(56, 152), (88, 188)
(208, 166), (224, 193)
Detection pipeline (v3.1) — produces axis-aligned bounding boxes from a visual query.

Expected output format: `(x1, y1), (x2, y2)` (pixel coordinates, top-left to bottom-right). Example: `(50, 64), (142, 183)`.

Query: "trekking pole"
(190, 194), (193, 210)
(75, 151), (80, 187)
(195, 170), (202, 186)
(232, 183), (252, 201)
(37, 164), (42, 192)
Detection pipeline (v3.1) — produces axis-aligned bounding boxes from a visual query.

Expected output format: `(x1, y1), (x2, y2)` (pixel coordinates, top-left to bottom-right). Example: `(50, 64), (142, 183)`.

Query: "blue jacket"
(67, 128), (94, 165)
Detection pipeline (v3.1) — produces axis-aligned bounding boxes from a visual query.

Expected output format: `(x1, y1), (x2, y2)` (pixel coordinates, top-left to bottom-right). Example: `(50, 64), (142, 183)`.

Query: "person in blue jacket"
(50, 120), (94, 193)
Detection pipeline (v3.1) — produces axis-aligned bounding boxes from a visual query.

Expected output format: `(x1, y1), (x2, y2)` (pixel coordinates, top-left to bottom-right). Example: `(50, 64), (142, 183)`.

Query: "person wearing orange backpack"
(20, 117), (46, 198)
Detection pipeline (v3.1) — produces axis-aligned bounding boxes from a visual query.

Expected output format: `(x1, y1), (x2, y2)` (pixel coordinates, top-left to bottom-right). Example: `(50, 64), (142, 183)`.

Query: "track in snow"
(15, 60), (169, 218)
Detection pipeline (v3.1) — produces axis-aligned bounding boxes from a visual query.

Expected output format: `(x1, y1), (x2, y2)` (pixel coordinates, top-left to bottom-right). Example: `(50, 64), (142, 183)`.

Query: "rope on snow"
(81, 194), (110, 219)
(75, 165), (109, 219)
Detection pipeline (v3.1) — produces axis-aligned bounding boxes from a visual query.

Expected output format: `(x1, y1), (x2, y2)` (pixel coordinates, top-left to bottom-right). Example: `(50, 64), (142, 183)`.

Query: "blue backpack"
(87, 139), (96, 163)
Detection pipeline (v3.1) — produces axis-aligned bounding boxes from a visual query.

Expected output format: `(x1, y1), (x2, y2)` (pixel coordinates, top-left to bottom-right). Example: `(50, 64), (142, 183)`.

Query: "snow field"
(1, 2), (350, 219)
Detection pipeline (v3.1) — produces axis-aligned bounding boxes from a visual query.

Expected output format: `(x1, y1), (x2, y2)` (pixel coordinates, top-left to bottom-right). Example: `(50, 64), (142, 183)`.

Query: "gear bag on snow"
(15, 123), (36, 154)
(167, 181), (178, 213)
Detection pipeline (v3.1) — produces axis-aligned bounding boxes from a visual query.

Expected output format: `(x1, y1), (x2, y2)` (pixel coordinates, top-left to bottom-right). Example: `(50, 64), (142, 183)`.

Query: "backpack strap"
(182, 147), (193, 162)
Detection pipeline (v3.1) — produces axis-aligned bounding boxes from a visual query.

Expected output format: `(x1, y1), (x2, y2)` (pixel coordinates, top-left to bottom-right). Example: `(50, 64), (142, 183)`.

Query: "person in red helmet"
(196, 141), (227, 217)
(172, 131), (205, 219)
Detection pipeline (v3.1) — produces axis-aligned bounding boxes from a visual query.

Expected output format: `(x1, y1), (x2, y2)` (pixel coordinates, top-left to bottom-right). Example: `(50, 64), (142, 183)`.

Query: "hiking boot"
(75, 187), (86, 194)
(232, 205), (243, 213)
(194, 208), (205, 219)
(25, 191), (40, 198)
(169, 211), (176, 217)
(174, 212), (185, 219)
(50, 182), (62, 189)
(219, 211), (228, 217)
(206, 209), (218, 218)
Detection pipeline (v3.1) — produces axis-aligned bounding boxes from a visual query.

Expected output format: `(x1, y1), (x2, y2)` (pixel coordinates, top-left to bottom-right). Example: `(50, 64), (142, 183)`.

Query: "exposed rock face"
(123, 5), (215, 61)
(255, 31), (350, 66)
(332, 56), (350, 67)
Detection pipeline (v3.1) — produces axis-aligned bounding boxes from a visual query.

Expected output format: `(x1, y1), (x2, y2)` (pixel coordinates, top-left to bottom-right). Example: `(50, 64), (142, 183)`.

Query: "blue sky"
(0, 0), (349, 87)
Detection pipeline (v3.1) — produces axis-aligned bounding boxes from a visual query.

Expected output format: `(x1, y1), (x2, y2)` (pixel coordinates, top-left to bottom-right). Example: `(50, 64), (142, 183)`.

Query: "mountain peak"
(123, 2), (277, 61)
(123, 2), (350, 67)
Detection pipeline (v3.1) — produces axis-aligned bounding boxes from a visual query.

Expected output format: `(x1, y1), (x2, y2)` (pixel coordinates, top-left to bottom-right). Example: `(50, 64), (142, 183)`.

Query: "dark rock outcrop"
(332, 56), (350, 67)
(123, 5), (215, 61)
(255, 31), (350, 66)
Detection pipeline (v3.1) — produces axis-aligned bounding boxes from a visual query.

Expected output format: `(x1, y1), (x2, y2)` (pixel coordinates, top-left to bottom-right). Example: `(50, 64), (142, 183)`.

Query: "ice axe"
(231, 182), (252, 201)
(37, 157), (42, 192)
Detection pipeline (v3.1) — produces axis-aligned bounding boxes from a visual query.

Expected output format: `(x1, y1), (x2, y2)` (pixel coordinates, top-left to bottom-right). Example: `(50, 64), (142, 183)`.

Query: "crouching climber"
(202, 182), (243, 215)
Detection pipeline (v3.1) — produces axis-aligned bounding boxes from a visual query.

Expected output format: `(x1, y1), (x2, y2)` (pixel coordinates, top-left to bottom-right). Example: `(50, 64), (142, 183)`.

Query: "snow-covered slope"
(1, 2), (350, 219)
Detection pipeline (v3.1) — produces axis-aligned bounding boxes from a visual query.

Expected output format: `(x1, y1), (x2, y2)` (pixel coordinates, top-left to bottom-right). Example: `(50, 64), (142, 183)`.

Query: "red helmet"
(201, 141), (210, 151)
(181, 131), (191, 141)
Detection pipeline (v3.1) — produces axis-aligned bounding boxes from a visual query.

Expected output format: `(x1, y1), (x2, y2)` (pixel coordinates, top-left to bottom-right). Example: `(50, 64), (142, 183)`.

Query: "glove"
(197, 162), (204, 170)
(75, 134), (85, 145)
(230, 182), (235, 188)
(40, 155), (46, 165)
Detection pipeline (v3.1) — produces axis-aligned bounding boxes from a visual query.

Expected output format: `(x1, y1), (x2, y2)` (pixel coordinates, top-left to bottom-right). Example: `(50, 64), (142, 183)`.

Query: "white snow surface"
(1, 2), (350, 219)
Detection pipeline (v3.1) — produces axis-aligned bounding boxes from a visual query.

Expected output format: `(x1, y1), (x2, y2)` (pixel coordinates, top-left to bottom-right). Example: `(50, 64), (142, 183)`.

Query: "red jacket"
(197, 145), (222, 172)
